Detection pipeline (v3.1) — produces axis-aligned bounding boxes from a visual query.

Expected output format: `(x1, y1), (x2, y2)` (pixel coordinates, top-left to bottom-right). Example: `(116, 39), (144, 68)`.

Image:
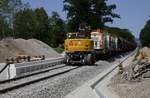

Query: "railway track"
(64, 50), (138, 98)
(0, 50), (137, 95)
(0, 64), (66, 84)
(0, 63), (80, 93)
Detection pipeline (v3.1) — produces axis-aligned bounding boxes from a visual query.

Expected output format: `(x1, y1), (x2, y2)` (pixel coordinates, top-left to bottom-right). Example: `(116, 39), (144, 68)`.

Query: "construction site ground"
(110, 47), (150, 98)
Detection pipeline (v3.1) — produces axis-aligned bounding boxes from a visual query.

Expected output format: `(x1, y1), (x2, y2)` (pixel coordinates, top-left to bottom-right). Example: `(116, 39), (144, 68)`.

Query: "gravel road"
(0, 56), (126, 98)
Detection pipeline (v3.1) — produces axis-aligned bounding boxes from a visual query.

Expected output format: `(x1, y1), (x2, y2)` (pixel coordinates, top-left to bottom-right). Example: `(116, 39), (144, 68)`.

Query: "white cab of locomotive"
(91, 32), (102, 50)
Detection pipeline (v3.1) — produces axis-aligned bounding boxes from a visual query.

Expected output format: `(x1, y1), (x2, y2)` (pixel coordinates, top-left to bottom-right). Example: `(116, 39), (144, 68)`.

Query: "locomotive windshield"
(67, 33), (89, 39)
(67, 33), (76, 39)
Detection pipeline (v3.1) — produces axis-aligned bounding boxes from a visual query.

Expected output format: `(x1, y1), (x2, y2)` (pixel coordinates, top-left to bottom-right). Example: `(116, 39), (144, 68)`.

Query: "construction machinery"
(64, 32), (96, 65)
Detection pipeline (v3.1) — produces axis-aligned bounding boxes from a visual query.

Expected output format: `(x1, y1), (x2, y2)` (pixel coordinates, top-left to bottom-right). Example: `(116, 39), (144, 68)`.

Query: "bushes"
(53, 47), (64, 53)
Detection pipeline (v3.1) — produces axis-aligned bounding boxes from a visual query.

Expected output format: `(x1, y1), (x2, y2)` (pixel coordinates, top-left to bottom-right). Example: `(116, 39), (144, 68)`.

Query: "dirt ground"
(110, 74), (150, 98)
(110, 47), (150, 98)
(0, 38), (60, 63)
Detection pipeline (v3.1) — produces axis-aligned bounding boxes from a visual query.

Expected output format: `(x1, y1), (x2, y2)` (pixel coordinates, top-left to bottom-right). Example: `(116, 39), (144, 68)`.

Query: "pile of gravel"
(13, 38), (60, 58)
(0, 38), (60, 62)
(29, 39), (59, 57)
(0, 38), (24, 62)
(0, 61), (111, 98)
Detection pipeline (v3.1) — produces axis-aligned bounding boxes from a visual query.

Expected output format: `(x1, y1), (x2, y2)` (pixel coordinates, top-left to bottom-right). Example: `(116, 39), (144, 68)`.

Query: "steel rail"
(0, 64), (67, 84)
(0, 57), (64, 83)
(0, 65), (80, 93)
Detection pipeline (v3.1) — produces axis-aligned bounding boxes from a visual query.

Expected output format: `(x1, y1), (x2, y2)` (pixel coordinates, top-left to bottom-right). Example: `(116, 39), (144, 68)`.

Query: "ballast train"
(64, 29), (136, 65)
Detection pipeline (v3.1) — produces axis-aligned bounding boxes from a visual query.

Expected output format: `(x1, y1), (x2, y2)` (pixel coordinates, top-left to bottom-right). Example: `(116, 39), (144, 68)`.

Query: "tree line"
(13, 8), (65, 47)
(140, 19), (150, 47)
(0, 0), (136, 48)
(0, 0), (65, 47)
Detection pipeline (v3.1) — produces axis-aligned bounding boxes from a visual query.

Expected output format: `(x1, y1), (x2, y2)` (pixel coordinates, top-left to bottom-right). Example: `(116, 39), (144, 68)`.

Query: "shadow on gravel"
(86, 64), (98, 66)
(100, 51), (132, 63)
(65, 52), (132, 66)
(66, 63), (98, 67)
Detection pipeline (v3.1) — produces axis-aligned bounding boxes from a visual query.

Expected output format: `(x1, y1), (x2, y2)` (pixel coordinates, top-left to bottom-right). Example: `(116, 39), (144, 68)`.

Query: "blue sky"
(23, 0), (150, 38)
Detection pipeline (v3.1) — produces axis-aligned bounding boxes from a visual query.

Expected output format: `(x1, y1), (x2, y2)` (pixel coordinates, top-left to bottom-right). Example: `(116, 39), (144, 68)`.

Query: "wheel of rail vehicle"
(91, 53), (96, 65)
(81, 57), (85, 65)
(86, 54), (95, 65)
(64, 54), (70, 65)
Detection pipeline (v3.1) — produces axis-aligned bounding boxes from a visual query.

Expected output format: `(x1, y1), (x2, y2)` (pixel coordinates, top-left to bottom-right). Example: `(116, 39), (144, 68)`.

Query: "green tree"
(49, 11), (66, 47)
(13, 9), (36, 39)
(34, 8), (50, 44)
(0, 16), (12, 39)
(0, 0), (28, 22)
(13, 8), (66, 48)
(0, 0), (29, 39)
(140, 19), (150, 47)
(63, 0), (120, 31)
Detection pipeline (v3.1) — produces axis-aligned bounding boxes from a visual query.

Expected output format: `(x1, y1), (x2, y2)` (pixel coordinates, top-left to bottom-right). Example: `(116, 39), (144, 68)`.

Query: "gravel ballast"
(0, 61), (112, 98)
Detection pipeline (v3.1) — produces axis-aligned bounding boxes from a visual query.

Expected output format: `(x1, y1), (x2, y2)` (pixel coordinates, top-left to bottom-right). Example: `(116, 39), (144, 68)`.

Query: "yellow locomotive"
(64, 32), (96, 65)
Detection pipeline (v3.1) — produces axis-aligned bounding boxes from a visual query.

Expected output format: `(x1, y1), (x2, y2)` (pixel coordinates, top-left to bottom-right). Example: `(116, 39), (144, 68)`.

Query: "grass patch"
(53, 47), (64, 53)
